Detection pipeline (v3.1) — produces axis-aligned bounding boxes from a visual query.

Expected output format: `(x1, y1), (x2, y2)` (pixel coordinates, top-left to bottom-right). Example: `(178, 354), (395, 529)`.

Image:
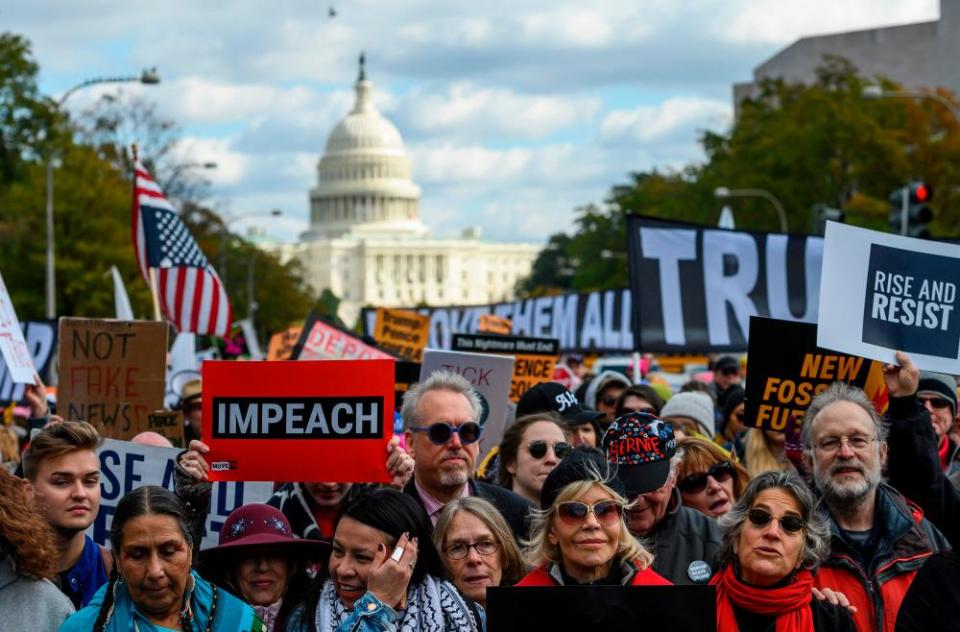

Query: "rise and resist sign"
(58, 319), (167, 440)
(452, 334), (558, 402)
(202, 359), (394, 482)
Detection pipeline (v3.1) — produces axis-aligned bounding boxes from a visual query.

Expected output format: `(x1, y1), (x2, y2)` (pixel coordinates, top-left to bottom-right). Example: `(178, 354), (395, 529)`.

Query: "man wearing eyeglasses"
(801, 361), (949, 632)
(402, 370), (533, 540)
(914, 372), (960, 478)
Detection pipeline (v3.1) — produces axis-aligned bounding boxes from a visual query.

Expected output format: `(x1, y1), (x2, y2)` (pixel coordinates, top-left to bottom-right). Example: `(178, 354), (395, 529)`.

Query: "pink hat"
(203, 503), (329, 559)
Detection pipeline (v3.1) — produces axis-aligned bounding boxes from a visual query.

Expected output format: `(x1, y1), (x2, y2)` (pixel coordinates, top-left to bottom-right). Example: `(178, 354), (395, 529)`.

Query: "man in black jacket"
(402, 370), (533, 539)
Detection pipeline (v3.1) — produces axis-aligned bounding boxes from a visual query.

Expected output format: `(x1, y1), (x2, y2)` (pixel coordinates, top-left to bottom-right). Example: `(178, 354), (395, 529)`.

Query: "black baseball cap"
(517, 382), (605, 427)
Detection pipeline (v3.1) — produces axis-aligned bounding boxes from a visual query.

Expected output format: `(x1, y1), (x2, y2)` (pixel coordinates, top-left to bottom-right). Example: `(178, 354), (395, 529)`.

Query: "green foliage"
(520, 55), (960, 295)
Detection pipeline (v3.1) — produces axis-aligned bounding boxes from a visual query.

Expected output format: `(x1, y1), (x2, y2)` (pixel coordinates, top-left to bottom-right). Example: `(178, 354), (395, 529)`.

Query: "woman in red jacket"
(516, 447), (670, 587)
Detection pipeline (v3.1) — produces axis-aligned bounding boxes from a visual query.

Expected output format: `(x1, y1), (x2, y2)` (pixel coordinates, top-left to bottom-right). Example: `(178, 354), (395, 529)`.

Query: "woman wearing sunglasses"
(712, 471), (855, 632)
(676, 437), (750, 518)
(517, 448), (670, 587)
(433, 497), (527, 610)
(497, 413), (572, 505)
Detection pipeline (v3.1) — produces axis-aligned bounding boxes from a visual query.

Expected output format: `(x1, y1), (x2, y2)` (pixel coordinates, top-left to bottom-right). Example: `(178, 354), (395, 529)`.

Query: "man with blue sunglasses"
(402, 370), (533, 540)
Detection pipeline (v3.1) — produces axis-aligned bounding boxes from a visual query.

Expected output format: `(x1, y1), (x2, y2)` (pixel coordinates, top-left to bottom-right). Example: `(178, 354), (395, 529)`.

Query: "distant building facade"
(270, 61), (539, 326)
(734, 0), (960, 110)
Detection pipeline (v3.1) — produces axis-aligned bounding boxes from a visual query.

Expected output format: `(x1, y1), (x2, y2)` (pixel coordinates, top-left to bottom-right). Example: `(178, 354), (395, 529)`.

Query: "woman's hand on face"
(812, 586), (857, 614)
(177, 440), (211, 481)
(366, 532), (418, 609)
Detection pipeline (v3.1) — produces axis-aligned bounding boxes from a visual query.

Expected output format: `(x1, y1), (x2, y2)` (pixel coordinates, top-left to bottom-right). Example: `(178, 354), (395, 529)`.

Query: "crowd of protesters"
(2, 348), (959, 631)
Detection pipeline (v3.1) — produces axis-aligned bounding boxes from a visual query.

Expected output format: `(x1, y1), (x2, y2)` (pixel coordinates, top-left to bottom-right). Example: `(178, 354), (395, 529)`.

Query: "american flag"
(132, 161), (232, 336)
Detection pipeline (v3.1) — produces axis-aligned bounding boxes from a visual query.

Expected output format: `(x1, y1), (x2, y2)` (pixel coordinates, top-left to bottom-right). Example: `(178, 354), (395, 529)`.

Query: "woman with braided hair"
(59, 485), (265, 632)
(0, 467), (74, 630)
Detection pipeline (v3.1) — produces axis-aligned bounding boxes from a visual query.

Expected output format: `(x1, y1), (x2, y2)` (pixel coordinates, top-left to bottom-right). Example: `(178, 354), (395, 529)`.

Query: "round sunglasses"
(556, 499), (623, 526)
(677, 460), (735, 494)
(527, 440), (573, 460)
(410, 421), (482, 445)
(746, 508), (805, 534)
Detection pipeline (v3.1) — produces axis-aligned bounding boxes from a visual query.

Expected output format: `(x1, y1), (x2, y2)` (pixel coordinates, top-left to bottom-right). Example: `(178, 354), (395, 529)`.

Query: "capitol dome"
(304, 55), (426, 240)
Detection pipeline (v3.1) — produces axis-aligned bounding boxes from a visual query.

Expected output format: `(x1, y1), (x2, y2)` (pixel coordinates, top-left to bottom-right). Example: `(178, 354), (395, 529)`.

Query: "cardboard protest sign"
(267, 326), (303, 360)
(818, 222), (960, 373)
(626, 215), (824, 352)
(452, 334), (558, 402)
(146, 410), (186, 448)
(745, 317), (888, 432)
(420, 349), (515, 458)
(291, 311), (393, 361)
(89, 438), (273, 549)
(202, 359), (395, 482)
(478, 314), (512, 335)
(0, 320), (57, 403)
(373, 308), (430, 362)
(0, 271), (37, 383)
(58, 319), (167, 440)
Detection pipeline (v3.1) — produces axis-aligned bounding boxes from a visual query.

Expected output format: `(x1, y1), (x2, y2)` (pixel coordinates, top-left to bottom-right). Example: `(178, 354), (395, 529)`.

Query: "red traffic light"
(910, 182), (933, 203)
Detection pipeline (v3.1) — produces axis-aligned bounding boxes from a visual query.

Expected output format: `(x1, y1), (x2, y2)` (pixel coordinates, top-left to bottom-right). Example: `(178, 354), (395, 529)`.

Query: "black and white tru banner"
(626, 216), (824, 352)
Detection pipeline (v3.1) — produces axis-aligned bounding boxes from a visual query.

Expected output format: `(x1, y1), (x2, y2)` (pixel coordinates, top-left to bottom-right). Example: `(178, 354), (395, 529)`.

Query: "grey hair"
(667, 448), (684, 481)
(401, 370), (483, 431)
(716, 471), (830, 572)
(800, 382), (887, 451)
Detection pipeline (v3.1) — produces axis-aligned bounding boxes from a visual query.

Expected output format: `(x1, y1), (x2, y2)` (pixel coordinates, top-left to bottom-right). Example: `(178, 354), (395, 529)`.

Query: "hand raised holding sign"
(178, 439), (211, 482)
(883, 351), (920, 397)
(23, 374), (48, 418)
(385, 436), (414, 489)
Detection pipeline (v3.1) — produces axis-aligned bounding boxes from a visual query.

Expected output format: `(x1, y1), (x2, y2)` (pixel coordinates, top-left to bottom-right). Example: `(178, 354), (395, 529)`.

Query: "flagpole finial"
(131, 143), (139, 164)
(358, 51), (366, 81)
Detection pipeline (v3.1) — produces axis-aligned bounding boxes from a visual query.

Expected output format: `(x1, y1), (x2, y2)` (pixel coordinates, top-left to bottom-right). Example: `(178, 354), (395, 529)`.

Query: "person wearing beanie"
(516, 448), (669, 587)
(660, 391), (715, 439)
(917, 371), (960, 477)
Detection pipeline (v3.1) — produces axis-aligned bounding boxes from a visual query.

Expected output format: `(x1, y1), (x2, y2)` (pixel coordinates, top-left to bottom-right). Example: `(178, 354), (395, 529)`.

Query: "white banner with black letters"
(626, 216), (824, 352)
(818, 221), (960, 373)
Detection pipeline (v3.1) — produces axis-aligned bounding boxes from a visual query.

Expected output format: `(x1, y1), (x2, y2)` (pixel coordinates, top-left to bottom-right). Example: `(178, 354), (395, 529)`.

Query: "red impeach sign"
(202, 359), (395, 483)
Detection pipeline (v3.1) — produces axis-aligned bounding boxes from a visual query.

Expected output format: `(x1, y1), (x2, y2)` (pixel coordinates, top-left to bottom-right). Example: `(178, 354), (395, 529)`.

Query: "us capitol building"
(270, 59), (540, 327)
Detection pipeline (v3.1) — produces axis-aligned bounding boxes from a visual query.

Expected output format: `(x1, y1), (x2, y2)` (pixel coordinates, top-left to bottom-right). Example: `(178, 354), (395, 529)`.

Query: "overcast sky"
(5, 0), (939, 245)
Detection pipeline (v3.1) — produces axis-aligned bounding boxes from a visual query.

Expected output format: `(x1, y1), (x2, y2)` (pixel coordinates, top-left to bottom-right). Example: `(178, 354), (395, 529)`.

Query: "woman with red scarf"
(712, 471), (855, 632)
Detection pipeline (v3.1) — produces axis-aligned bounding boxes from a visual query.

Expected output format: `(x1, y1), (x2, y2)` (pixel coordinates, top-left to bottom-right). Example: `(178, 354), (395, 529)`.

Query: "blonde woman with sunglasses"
(516, 448), (670, 587)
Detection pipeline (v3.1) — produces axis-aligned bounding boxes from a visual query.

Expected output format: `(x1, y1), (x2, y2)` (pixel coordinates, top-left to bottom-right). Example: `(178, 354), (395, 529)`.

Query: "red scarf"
(938, 435), (950, 472)
(711, 564), (813, 632)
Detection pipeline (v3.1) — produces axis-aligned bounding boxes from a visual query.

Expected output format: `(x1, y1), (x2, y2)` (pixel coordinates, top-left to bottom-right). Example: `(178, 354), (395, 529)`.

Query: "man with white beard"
(801, 362), (949, 632)
(402, 370), (532, 539)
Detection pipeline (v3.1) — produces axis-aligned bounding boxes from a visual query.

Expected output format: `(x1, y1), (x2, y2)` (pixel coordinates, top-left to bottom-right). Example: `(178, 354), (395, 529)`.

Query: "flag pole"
(132, 142), (163, 322)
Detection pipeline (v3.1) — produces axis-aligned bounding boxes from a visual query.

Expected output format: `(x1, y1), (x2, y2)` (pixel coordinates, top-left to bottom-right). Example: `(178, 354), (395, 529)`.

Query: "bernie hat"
(202, 503), (329, 560)
(918, 372), (958, 418)
(661, 391), (715, 437)
(517, 382), (605, 430)
(540, 447), (625, 510)
(602, 412), (677, 497)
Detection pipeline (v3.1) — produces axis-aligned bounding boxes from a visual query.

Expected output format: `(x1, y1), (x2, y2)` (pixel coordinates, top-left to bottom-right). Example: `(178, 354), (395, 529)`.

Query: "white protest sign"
(818, 222), (960, 373)
(0, 271), (36, 383)
(420, 349), (515, 459)
(89, 438), (273, 550)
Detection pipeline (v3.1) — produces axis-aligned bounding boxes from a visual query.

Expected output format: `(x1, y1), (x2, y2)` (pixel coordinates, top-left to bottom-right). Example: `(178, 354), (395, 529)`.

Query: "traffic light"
(889, 182), (933, 238)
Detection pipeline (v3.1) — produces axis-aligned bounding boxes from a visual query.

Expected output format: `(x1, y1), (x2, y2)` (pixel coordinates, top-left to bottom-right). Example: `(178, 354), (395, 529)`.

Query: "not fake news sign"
(88, 439), (272, 550)
(818, 222), (960, 373)
(202, 360), (394, 482)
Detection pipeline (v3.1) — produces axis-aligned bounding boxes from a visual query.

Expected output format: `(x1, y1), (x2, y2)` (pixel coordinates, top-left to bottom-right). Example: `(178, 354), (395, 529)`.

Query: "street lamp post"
(45, 68), (160, 319)
(862, 84), (960, 125)
(714, 186), (788, 233)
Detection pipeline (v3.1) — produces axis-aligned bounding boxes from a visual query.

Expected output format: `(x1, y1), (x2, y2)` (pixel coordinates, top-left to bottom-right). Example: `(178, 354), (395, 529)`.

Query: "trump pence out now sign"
(202, 359), (394, 482)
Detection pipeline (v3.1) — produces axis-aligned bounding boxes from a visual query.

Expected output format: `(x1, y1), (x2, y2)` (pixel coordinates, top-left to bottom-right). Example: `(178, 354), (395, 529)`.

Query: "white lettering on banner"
(90, 439), (271, 549)
(640, 228), (698, 345)
(580, 292), (602, 349)
(216, 399), (381, 438)
(702, 231), (760, 346)
(766, 235), (822, 322)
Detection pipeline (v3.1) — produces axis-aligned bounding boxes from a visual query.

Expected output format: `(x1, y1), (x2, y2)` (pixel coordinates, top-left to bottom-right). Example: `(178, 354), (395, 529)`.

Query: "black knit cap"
(539, 446), (625, 510)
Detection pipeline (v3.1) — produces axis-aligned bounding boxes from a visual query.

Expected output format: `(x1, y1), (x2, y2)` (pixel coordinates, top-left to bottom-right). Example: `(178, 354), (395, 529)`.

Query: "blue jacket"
(59, 570), (264, 632)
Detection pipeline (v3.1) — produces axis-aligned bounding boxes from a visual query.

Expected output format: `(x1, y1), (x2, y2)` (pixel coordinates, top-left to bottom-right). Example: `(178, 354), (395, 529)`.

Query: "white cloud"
(600, 97), (732, 143)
